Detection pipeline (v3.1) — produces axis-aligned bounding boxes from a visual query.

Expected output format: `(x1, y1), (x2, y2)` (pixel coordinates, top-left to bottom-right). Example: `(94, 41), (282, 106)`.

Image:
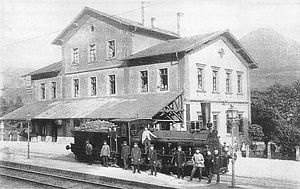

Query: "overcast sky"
(1, 0), (300, 70)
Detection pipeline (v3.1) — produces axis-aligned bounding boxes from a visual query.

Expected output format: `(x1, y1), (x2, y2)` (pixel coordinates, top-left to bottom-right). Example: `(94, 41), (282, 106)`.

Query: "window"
(40, 83), (45, 100)
(89, 44), (96, 62)
(109, 75), (116, 95)
(140, 71), (148, 93)
(238, 114), (244, 134)
(197, 68), (204, 90)
(159, 68), (168, 91)
(226, 72), (231, 93)
(107, 40), (116, 59)
(51, 82), (56, 99)
(213, 114), (218, 131)
(90, 77), (97, 96)
(90, 25), (95, 32)
(212, 70), (218, 92)
(72, 48), (79, 64)
(237, 74), (242, 94)
(226, 114), (232, 134)
(41, 125), (47, 136)
(73, 79), (79, 97)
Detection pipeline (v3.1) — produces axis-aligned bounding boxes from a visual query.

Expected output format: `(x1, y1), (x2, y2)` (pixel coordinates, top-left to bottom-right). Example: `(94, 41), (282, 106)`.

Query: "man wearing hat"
(148, 144), (158, 176)
(121, 141), (130, 170)
(172, 145), (187, 179)
(100, 141), (110, 167)
(190, 149), (204, 182)
(131, 142), (142, 173)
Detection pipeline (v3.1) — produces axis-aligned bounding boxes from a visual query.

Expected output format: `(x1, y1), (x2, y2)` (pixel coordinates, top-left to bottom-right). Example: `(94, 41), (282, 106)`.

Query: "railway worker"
(142, 127), (157, 154)
(190, 149), (204, 182)
(204, 150), (214, 184)
(172, 145), (186, 179)
(212, 149), (222, 183)
(121, 141), (130, 170)
(100, 141), (110, 167)
(148, 144), (158, 176)
(85, 140), (93, 165)
(131, 142), (142, 174)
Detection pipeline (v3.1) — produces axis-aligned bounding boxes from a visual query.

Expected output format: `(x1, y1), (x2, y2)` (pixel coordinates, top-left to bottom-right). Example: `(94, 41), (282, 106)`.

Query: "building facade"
(1, 7), (257, 145)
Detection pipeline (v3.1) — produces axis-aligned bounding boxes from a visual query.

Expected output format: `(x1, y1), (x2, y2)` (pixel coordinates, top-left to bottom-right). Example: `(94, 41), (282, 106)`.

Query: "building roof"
(0, 91), (181, 120)
(23, 61), (62, 77)
(124, 30), (258, 69)
(52, 7), (180, 46)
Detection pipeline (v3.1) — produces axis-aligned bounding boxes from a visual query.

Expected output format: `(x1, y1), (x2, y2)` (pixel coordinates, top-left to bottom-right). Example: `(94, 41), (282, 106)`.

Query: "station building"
(0, 7), (257, 145)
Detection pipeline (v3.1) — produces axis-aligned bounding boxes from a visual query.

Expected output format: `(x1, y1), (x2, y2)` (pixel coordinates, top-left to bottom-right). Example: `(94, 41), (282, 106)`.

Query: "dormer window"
(72, 48), (79, 64)
(107, 40), (116, 59)
(89, 44), (96, 62)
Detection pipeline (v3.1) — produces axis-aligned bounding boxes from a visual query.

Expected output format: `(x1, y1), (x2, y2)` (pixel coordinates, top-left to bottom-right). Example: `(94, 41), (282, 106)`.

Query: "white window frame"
(40, 82), (46, 100)
(225, 69), (233, 94)
(158, 68), (169, 92)
(106, 40), (116, 59)
(108, 75), (116, 95)
(211, 66), (220, 93)
(89, 76), (97, 96)
(89, 44), (97, 62)
(140, 70), (149, 93)
(72, 48), (79, 64)
(51, 82), (57, 99)
(196, 63), (206, 92)
(237, 71), (243, 94)
(73, 78), (80, 98)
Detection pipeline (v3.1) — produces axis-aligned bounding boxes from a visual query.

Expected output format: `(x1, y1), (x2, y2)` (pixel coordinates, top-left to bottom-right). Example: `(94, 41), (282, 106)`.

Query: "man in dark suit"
(172, 145), (187, 179)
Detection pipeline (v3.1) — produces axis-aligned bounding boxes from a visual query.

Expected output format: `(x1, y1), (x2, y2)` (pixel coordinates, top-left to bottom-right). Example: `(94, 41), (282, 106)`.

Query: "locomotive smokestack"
(177, 12), (184, 36)
(151, 17), (156, 28)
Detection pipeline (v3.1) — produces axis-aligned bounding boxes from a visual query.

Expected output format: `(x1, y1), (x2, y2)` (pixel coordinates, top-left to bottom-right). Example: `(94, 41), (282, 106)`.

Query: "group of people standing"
(85, 126), (228, 183)
(121, 140), (158, 176)
(85, 140), (111, 167)
(172, 145), (223, 184)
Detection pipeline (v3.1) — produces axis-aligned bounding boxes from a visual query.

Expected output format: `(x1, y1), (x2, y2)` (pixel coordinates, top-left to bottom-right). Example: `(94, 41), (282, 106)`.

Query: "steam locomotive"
(66, 118), (228, 175)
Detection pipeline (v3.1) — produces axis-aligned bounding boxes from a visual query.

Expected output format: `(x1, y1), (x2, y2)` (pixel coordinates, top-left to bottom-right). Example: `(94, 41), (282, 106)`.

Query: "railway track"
(0, 161), (176, 189)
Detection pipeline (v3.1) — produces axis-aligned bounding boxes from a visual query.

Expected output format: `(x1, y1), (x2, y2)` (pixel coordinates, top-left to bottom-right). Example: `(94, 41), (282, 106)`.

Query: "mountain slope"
(240, 28), (300, 89)
(0, 67), (33, 104)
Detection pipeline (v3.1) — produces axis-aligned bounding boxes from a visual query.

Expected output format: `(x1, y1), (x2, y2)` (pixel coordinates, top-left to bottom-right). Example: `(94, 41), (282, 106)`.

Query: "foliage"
(251, 80), (300, 159)
(0, 95), (24, 116)
(248, 124), (264, 141)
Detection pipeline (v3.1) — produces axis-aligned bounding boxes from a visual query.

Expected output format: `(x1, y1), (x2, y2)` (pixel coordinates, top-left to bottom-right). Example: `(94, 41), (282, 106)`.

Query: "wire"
(1, 2), (162, 48)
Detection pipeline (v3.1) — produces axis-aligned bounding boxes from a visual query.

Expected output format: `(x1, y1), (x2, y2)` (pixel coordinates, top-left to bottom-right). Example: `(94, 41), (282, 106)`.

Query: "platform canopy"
(0, 91), (182, 121)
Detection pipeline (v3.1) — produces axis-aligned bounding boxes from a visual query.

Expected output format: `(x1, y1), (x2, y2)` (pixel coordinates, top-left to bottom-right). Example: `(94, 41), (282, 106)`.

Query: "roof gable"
(52, 7), (179, 46)
(125, 30), (258, 69)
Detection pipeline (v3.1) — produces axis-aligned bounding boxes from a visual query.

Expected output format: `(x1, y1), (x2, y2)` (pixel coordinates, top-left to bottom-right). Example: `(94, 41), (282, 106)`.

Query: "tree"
(251, 81), (300, 159)
(248, 124), (264, 141)
(0, 97), (9, 116)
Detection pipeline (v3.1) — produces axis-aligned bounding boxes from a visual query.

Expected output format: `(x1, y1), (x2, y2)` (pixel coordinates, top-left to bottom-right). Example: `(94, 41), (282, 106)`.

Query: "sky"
(0, 0), (300, 70)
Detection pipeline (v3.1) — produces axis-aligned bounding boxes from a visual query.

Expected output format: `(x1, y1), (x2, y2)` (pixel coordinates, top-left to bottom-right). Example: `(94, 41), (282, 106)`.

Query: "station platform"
(0, 141), (229, 189)
(2, 141), (299, 188)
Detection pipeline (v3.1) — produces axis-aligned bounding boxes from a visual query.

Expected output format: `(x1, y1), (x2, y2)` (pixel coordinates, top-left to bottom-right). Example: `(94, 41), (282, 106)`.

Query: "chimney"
(177, 12), (184, 36)
(151, 17), (156, 28)
(141, 2), (145, 26)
